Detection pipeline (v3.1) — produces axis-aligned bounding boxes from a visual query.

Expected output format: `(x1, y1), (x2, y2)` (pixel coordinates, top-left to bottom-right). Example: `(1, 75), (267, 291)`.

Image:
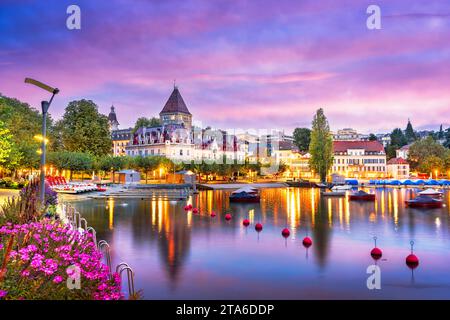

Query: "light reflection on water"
(66, 187), (450, 299)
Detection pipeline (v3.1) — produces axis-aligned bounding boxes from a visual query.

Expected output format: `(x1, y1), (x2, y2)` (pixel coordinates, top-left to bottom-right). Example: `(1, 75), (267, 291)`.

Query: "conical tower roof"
(160, 86), (191, 115)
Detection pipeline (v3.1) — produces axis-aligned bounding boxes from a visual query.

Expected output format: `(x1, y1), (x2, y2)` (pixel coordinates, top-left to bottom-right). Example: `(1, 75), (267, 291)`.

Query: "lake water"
(67, 187), (450, 299)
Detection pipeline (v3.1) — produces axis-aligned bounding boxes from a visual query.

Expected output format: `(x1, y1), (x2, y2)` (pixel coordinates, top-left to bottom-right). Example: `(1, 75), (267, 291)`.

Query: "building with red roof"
(387, 157), (410, 179)
(332, 140), (387, 178)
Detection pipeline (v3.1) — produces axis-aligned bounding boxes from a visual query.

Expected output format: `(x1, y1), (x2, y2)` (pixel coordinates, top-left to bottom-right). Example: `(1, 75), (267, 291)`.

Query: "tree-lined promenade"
(1, 93), (450, 187)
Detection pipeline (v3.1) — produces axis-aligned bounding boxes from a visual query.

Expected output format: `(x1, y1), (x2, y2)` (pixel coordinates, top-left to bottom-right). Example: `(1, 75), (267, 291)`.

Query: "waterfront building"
(125, 86), (245, 163)
(112, 129), (132, 156)
(386, 157), (410, 179)
(332, 140), (387, 178)
(396, 144), (411, 159)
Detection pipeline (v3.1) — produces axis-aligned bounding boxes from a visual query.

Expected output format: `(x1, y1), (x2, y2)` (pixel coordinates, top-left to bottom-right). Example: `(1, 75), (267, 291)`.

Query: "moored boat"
(348, 190), (376, 201)
(321, 190), (346, 197)
(417, 188), (443, 198)
(405, 195), (443, 208)
(229, 187), (260, 203)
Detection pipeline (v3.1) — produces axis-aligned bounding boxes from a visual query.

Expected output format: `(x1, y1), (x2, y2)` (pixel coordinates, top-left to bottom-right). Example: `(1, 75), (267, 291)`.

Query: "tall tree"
(293, 128), (311, 152)
(59, 100), (112, 156)
(132, 117), (161, 133)
(438, 124), (444, 140)
(404, 120), (416, 143)
(368, 133), (377, 141)
(308, 108), (333, 183)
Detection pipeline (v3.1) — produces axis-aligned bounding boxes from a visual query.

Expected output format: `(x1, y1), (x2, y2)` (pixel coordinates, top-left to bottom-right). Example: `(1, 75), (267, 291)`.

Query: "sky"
(0, 0), (449, 134)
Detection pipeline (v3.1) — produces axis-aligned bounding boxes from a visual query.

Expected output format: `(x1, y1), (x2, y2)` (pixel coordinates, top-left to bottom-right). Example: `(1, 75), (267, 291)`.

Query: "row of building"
(109, 86), (410, 179)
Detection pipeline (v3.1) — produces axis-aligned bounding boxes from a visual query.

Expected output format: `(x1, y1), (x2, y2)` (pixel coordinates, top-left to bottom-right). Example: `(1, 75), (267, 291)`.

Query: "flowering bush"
(0, 220), (122, 300)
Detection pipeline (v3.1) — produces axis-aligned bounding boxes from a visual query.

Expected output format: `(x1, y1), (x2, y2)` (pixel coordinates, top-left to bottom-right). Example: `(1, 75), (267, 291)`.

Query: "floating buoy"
(370, 236), (382, 260)
(225, 214), (232, 221)
(255, 223), (263, 232)
(302, 236), (312, 248)
(282, 228), (290, 238)
(242, 219), (250, 227)
(184, 206), (189, 211)
(188, 204), (193, 210)
(210, 211), (216, 217)
(406, 241), (419, 269)
(192, 208), (199, 214)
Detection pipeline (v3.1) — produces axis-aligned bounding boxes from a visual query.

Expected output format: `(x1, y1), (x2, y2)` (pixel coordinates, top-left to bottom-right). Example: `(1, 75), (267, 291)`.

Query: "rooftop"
(387, 157), (409, 165)
(333, 140), (385, 153)
(160, 86), (191, 115)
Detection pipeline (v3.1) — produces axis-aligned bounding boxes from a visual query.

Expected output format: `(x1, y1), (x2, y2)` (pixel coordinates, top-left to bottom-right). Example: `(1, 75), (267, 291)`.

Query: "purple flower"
(53, 276), (63, 284)
(0, 290), (7, 298)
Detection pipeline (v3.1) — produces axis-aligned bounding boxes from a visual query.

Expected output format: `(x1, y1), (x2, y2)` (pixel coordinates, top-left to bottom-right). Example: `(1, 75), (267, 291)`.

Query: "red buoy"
(370, 237), (382, 260)
(192, 208), (199, 214)
(243, 219), (250, 227)
(406, 241), (419, 269)
(371, 248), (382, 260)
(302, 236), (312, 248)
(225, 214), (232, 221)
(282, 228), (290, 238)
(406, 254), (419, 269)
(255, 223), (263, 232)
(210, 211), (216, 217)
(188, 204), (193, 210)
(184, 205), (190, 211)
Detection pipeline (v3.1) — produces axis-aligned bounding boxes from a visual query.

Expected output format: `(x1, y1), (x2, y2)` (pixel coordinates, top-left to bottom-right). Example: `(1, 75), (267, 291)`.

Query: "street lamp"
(24, 78), (59, 204)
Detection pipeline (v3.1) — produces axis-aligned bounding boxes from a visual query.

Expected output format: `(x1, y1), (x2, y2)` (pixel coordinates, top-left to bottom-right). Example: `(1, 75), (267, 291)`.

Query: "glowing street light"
(25, 78), (59, 204)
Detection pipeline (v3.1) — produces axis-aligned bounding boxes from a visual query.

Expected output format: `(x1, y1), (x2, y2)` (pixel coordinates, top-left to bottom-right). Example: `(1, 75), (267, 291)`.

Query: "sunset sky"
(1, 0), (449, 134)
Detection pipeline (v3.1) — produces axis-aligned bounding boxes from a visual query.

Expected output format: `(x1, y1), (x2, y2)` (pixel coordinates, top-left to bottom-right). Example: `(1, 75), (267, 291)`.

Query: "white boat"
(418, 188), (443, 198)
(331, 185), (352, 191)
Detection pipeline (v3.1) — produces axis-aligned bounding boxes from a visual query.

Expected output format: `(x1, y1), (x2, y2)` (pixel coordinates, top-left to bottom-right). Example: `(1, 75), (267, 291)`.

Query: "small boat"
(417, 188), (443, 198)
(96, 185), (107, 192)
(405, 195), (443, 208)
(321, 190), (346, 197)
(315, 183), (328, 188)
(229, 187), (260, 203)
(331, 185), (352, 191)
(349, 190), (376, 201)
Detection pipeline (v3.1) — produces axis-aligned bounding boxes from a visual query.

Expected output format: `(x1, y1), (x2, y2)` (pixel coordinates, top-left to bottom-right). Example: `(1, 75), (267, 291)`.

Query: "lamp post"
(24, 78), (59, 204)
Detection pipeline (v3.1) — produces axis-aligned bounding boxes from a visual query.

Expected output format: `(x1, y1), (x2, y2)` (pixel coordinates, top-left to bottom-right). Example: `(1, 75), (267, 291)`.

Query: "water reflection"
(68, 187), (450, 299)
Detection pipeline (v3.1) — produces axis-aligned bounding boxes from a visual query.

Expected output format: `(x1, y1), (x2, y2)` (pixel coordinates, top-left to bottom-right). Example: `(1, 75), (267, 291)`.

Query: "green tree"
(437, 124), (444, 140)
(97, 155), (129, 183)
(132, 155), (160, 183)
(47, 151), (93, 180)
(132, 117), (161, 133)
(419, 155), (444, 177)
(390, 128), (407, 147)
(308, 108), (333, 183)
(408, 136), (447, 170)
(405, 120), (416, 143)
(0, 121), (13, 165)
(58, 100), (112, 156)
(368, 133), (377, 141)
(293, 128), (311, 152)
(444, 127), (450, 148)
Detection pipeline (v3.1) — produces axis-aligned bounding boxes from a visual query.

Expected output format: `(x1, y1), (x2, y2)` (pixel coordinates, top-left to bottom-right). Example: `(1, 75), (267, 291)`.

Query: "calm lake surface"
(67, 187), (450, 299)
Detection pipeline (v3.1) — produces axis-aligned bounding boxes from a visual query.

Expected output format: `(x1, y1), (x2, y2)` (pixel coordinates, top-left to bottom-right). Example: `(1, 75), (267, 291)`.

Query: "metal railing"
(61, 202), (136, 298)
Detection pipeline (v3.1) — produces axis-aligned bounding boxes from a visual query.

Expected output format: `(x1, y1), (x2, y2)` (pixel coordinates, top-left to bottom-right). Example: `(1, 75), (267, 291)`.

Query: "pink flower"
(21, 269), (30, 277)
(0, 290), (7, 298)
(53, 276), (64, 284)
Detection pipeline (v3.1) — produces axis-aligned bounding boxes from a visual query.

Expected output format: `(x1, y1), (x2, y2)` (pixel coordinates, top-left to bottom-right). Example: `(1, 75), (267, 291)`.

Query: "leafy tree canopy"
(58, 100), (112, 156)
(293, 128), (311, 152)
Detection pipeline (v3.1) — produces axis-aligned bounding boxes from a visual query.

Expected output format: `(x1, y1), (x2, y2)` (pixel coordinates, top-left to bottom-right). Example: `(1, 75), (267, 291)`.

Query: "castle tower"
(108, 105), (119, 131)
(159, 85), (192, 130)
